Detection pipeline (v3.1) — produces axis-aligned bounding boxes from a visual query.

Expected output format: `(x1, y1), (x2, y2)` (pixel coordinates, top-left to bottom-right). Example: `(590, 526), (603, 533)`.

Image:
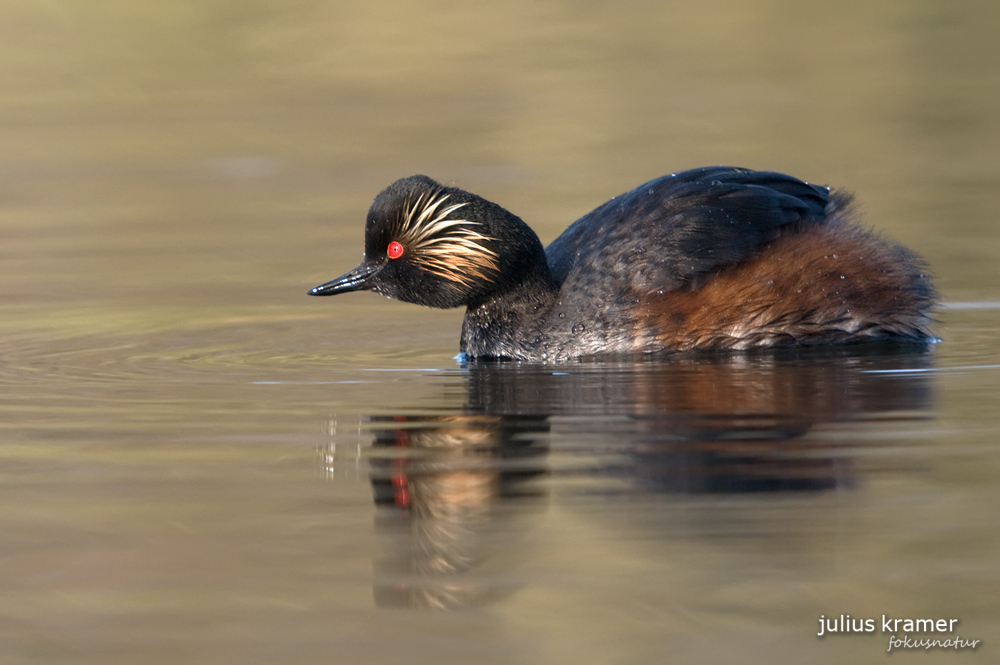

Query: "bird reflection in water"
(327, 345), (934, 609)
(365, 415), (548, 609)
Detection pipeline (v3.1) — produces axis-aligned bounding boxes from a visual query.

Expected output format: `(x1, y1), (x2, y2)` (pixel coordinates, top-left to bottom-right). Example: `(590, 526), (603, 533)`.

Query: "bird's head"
(310, 175), (545, 309)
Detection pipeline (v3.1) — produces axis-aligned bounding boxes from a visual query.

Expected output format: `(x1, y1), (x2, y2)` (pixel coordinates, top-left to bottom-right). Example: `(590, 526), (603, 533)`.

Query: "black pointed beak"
(308, 261), (382, 296)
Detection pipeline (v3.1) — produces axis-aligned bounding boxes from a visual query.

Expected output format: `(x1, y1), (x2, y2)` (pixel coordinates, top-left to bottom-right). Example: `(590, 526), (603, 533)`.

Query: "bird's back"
(540, 167), (934, 354)
(546, 167), (830, 296)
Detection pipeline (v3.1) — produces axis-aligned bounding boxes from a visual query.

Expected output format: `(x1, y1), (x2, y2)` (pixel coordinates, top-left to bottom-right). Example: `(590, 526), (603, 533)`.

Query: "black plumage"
(310, 167), (936, 361)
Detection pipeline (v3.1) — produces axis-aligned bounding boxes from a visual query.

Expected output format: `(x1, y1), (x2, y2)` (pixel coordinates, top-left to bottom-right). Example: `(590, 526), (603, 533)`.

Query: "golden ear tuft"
(394, 191), (500, 287)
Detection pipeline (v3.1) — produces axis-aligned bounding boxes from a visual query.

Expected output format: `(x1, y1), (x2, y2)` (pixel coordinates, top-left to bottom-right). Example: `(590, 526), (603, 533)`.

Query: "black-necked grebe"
(309, 167), (936, 361)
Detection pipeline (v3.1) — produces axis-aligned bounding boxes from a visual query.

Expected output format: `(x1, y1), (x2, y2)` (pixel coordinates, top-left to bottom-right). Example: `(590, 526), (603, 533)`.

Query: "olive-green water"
(2, 1), (999, 663)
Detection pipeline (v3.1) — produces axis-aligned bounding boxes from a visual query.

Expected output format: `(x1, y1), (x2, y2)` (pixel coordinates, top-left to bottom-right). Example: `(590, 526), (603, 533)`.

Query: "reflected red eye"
(387, 241), (404, 259)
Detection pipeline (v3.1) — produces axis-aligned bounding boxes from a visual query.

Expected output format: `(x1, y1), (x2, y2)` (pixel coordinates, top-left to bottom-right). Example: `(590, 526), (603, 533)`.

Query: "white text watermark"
(816, 614), (981, 653)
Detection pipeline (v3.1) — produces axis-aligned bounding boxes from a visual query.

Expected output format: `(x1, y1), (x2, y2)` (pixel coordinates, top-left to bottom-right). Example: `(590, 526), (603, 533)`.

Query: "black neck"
(460, 263), (559, 360)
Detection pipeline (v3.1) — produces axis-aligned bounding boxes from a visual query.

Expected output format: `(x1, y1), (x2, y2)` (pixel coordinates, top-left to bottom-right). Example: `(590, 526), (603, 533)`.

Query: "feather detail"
(394, 191), (500, 287)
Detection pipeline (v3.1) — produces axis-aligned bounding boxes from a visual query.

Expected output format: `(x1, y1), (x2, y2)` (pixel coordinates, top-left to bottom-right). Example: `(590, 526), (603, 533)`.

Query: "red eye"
(387, 241), (404, 259)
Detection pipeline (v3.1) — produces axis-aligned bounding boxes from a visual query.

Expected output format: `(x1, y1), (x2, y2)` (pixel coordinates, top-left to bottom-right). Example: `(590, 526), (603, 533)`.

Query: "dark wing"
(546, 167), (831, 296)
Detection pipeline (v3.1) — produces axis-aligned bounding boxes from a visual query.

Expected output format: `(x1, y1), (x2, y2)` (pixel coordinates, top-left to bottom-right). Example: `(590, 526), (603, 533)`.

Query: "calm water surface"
(2, 1), (999, 663)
